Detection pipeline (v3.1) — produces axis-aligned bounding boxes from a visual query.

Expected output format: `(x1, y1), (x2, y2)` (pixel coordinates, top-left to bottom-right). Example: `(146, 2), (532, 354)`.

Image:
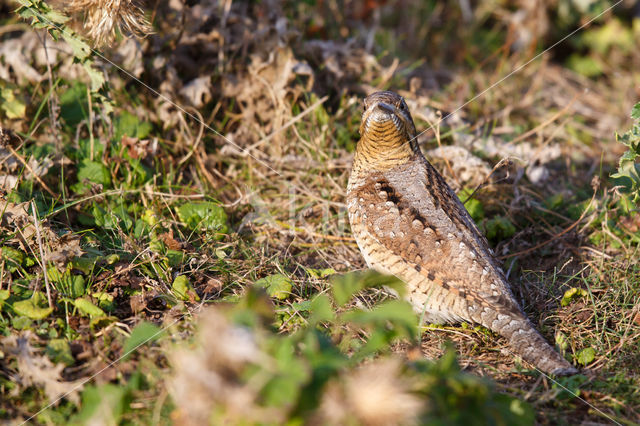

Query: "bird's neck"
(353, 131), (417, 173)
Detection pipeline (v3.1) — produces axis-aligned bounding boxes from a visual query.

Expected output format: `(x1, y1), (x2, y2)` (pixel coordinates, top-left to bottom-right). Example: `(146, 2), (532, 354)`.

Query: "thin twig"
(507, 92), (581, 146)
(499, 188), (598, 260)
(461, 157), (512, 205)
(6, 145), (56, 197)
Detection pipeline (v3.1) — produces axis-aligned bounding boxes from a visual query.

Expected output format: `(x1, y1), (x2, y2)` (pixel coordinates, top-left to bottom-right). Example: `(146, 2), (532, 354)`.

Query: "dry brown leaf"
(427, 145), (491, 190)
(46, 234), (85, 264)
(2, 332), (82, 405)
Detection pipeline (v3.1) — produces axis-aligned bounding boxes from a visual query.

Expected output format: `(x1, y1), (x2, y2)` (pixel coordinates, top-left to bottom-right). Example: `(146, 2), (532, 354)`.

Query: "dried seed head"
(64, 0), (153, 46)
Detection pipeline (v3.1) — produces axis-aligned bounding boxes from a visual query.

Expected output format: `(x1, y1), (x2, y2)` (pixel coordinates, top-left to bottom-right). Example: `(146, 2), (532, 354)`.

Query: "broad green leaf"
(484, 216), (516, 241)
(44, 8), (70, 24)
(12, 292), (53, 319)
(1, 246), (25, 272)
(561, 287), (589, 307)
(12, 316), (33, 329)
(0, 289), (10, 312)
(459, 188), (485, 222)
(0, 86), (26, 119)
(341, 299), (418, 338)
(331, 270), (405, 307)
(59, 83), (89, 127)
(566, 54), (603, 78)
(172, 275), (200, 301)
(74, 297), (105, 317)
(65, 273), (86, 298)
(304, 267), (336, 279)
(176, 201), (228, 236)
(71, 256), (99, 274)
(123, 322), (164, 358)
(166, 249), (186, 268)
(92, 291), (115, 312)
(255, 274), (293, 300)
(309, 294), (335, 324)
(114, 111), (153, 140)
(83, 62), (105, 92)
(77, 160), (111, 186)
(142, 209), (158, 226)
(72, 384), (127, 424)
(576, 347), (596, 366)
(62, 32), (91, 60)
(46, 339), (74, 365)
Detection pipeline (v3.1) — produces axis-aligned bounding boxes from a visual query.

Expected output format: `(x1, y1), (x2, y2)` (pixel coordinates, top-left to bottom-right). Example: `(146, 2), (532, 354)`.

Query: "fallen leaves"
(1, 331), (83, 405)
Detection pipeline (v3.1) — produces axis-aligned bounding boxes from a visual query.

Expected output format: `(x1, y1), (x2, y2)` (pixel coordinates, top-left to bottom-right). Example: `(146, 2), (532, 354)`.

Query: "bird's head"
(357, 91), (420, 170)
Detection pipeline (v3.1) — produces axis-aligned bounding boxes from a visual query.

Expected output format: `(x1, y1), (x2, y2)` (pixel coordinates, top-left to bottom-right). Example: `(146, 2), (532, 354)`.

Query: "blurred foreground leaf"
(331, 270), (406, 306)
(123, 322), (164, 359)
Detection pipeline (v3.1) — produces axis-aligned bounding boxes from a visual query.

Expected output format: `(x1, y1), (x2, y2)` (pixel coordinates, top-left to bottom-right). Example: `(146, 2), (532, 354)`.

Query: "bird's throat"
(354, 125), (414, 172)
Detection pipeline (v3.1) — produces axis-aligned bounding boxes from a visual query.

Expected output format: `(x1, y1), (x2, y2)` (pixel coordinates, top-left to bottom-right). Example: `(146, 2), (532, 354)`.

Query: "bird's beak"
(376, 102), (396, 114)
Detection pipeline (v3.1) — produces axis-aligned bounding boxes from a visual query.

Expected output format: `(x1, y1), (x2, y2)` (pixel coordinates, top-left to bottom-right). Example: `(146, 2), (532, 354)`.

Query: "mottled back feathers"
(346, 91), (577, 375)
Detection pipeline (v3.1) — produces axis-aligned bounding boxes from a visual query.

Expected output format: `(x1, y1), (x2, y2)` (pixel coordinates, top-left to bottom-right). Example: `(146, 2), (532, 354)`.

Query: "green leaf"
(73, 297), (105, 318)
(576, 347), (596, 366)
(484, 216), (516, 241)
(72, 384), (128, 424)
(304, 267), (336, 279)
(114, 111), (153, 140)
(331, 270), (406, 307)
(123, 322), (164, 358)
(0, 289), (9, 312)
(0, 85), (26, 119)
(166, 249), (186, 268)
(57, 271), (86, 298)
(1, 246), (26, 272)
(59, 83), (89, 127)
(176, 201), (228, 236)
(555, 331), (569, 352)
(172, 275), (200, 301)
(77, 160), (111, 186)
(309, 294), (335, 324)
(566, 54), (603, 77)
(92, 291), (115, 312)
(62, 31), (91, 60)
(459, 188), (485, 222)
(341, 299), (418, 338)
(12, 292), (53, 319)
(46, 339), (74, 365)
(43, 8), (70, 25)
(561, 287), (589, 307)
(631, 103), (640, 121)
(83, 62), (105, 92)
(255, 274), (293, 300)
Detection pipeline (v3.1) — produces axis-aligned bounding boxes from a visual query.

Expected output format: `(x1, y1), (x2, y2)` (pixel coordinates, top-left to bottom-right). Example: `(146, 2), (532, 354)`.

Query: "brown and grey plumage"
(346, 90), (577, 375)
